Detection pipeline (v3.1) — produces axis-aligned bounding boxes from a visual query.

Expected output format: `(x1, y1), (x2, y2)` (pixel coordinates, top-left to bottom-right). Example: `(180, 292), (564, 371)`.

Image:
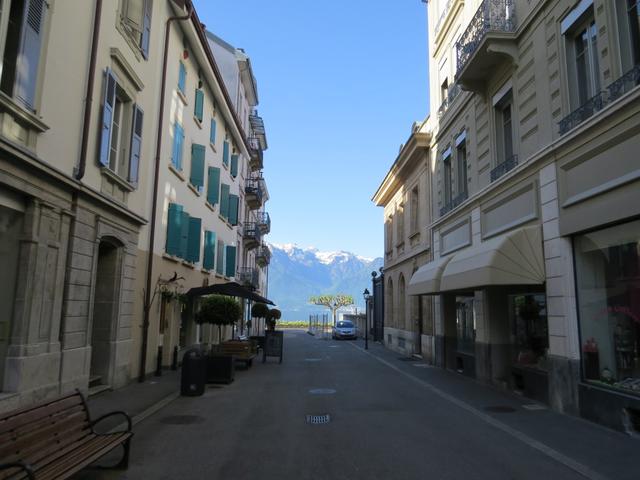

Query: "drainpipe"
(139, 2), (193, 382)
(75, 0), (102, 180)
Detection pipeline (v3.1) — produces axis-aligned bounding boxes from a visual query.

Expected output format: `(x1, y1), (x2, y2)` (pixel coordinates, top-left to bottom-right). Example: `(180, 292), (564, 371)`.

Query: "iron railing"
(242, 222), (262, 243)
(249, 112), (265, 136)
(256, 244), (271, 265)
(257, 211), (271, 234)
(490, 154), (518, 182)
(237, 267), (259, 290)
(456, 0), (516, 75)
(437, 82), (462, 118)
(245, 175), (264, 204)
(439, 189), (468, 217)
(608, 64), (640, 102)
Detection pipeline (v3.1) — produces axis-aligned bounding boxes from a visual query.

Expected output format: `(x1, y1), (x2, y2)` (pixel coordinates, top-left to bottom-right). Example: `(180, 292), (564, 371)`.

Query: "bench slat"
(0, 404), (87, 447)
(0, 396), (84, 436)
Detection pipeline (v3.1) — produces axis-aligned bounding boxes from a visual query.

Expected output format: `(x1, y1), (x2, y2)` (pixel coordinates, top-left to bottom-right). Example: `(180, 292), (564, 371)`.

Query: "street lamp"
(363, 288), (370, 350)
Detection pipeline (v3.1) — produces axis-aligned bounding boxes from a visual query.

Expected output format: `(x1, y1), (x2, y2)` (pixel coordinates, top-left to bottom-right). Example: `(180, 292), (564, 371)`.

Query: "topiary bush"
(196, 295), (242, 342)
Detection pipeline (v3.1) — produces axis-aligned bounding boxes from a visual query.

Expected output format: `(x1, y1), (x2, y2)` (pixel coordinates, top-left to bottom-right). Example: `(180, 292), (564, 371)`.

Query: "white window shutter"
(15, 0), (47, 110)
(99, 69), (118, 167)
(128, 105), (144, 185)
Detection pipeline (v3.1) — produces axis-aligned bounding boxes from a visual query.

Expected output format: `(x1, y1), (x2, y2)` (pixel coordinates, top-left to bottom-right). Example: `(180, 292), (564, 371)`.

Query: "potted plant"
(250, 303), (270, 351)
(195, 295), (241, 383)
(267, 308), (281, 331)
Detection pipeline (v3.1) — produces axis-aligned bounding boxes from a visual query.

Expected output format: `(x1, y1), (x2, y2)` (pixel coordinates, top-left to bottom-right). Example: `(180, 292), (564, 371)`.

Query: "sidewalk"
(352, 338), (639, 480)
(87, 369), (180, 432)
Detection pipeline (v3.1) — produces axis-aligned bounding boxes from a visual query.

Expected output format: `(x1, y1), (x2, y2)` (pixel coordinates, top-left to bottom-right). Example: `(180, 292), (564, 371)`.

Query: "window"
(228, 194), (239, 226)
(230, 154), (238, 178)
(456, 296), (475, 355)
(396, 204), (405, 246)
(194, 88), (204, 123)
(118, 0), (152, 58)
(575, 220), (640, 396)
(563, 3), (600, 109)
(456, 133), (468, 197)
(616, 0), (640, 72)
(207, 167), (220, 206)
(225, 245), (237, 278)
(440, 78), (449, 105)
(222, 140), (230, 167)
(496, 91), (514, 166)
(385, 217), (393, 253)
(0, 0), (48, 111)
(166, 203), (201, 264)
(189, 143), (205, 193)
(215, 241), (225, 275)
(203, 231), (216, 271)
(210, 118), (217, 146)
(509, 294), (548, 371)
(219, 183), (230, 220)
(386, 278), (394, 328)
(443, 149), (452, 206)
(398, 274), (406, 330)
(171, 122), (184, 171)
(98, 69), (143, 184)
(178, 62), (186, 95)
(410, 187), (419, 234)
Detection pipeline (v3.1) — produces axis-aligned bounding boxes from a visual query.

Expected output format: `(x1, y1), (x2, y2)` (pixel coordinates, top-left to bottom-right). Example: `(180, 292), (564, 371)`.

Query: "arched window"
(386, 277), (394, 328)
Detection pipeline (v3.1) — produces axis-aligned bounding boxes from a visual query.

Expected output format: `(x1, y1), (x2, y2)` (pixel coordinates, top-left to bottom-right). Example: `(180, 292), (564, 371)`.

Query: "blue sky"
(194, 0), (430, 259)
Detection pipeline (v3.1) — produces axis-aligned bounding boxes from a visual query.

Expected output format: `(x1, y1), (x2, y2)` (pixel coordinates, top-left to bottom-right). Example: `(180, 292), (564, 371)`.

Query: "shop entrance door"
(455, 295), (476, 374)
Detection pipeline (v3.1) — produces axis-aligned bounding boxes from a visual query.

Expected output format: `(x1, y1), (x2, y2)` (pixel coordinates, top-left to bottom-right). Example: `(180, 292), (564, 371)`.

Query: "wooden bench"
(219, 341), (257, 368)
(0, 391), (132, 479)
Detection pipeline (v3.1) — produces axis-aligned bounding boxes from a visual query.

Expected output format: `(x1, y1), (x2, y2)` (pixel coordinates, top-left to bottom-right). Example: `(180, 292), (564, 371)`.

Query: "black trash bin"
(181, 348), (206, 396)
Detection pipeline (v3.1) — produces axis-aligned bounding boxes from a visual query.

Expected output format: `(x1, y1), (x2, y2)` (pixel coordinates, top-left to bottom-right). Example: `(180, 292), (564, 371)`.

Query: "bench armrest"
(0, 461), (35, 479)
(90, 410), (132, 433)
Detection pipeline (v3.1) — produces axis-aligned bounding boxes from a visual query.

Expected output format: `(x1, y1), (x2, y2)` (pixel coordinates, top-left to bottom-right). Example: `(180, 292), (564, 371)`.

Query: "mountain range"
(267, 244), (383, 320)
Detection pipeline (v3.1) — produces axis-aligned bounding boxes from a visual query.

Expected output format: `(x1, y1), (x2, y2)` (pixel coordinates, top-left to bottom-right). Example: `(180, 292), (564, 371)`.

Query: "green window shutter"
(190, 143), (206, 190)
(223, 141), (230, 166)
(179, 211), (190, 259)
(186, 217), (202, 263)
(172, 123), (184, 170)
(216, 241), (225, 275)
(230, 154), (238, 178)
(166, 203), (183, 256)
(207, 167), (220, 205)
(220, 183), (230, 219)
(203, 231), (216, 270)
(178, 62), (186, 93)
(225, 245), (237, 278)
(210, 119), (216, 145)
(194, 89), (204, 122)
(228, 194), (239, 226)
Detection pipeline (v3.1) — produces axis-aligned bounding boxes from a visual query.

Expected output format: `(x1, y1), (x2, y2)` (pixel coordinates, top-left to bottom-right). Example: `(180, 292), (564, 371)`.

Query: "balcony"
(248, 135), (264, 171)
(490, 154), (518, 182)
(237, 267), (259, 290)
(249, 112), (267, 149)
(256, 244), (271, 267)
(437, 82), (462, 119)
(242, 222), (262, 250)
(245, 175), (265, 210)
(559, 65), (640, 136)
(257, 211), (271, 234)
(455, 0), (517, 92)
(439, 190), (469, 217)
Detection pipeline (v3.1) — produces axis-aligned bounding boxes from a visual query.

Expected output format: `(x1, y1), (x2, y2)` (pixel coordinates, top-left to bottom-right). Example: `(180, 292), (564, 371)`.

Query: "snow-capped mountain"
(267, 243), (383, 320)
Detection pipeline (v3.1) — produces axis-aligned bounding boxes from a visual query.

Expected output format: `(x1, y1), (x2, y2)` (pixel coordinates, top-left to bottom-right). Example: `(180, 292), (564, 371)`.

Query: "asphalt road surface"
(81, 330), (638, 480)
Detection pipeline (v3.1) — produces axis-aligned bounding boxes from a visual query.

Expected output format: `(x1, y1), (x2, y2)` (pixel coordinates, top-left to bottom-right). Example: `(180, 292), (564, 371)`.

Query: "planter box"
(206, 354), (235, 384)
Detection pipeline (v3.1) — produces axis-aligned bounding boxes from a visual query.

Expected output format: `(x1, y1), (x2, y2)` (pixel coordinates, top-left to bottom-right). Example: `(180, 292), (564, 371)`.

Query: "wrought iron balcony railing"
(237, 267), (259, 290)
(257, 211), (271, 234)
(242, 222), (262, 243)
(490, 154), (518, 182)
(456, 0), (516, 75)
(245, 175), (264, 205)
(249, 112), (265, 136)
(558, 65), (640, 135)
(256, 244), (271, 266)
(437, 82), (462, 118)
(439, 190), (468, 217)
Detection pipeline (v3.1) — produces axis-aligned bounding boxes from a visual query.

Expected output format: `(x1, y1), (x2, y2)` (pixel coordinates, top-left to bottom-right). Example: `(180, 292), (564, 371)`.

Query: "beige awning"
(440, 225), (545, 291)
(408, 256), (453, 296)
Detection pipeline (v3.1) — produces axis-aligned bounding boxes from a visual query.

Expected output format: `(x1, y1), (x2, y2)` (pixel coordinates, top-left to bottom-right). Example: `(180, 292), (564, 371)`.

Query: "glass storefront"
(575, 220), (640, 395)
(509, 293), (548, 371)
(455, 295), (475, 355)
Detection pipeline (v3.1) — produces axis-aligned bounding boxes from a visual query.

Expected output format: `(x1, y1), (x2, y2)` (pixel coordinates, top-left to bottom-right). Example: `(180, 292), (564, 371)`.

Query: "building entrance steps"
(347, 338), (639, 480)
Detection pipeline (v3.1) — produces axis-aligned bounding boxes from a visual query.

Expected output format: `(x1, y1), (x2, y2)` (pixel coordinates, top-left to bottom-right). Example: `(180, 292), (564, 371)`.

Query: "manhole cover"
(304, 358), (322, 362)
(306, 414), (331, 424)
(522, 404), (547, 411)
(328, 346), (339, 348)
(411, 363), (430, 368)
(159, 415), (205, 425)
(309, 388), (336, 395)
(484, 406), (517, 413)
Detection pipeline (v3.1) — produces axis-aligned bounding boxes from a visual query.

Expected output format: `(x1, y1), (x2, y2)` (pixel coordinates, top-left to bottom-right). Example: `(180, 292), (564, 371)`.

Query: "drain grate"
(309, 388), (336, 395)
(522, 404), (547, 411)
(484, 406), (517, 413)
(304, 358), (322, 362)
(306, 414), (331, 424)
(411, 363), (430, 368)
(159, 415), (205, 425)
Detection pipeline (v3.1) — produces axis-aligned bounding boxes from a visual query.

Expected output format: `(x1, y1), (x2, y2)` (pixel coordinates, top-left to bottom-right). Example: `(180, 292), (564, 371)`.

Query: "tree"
(309, 294), (354, 326)
(195, 295), (242, 343)
(266, 308), (281, 331)
(251, 302), (270, 334)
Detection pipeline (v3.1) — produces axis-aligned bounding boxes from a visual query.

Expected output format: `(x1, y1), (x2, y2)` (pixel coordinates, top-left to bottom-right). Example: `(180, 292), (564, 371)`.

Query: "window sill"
(201, 268), (213, 274)
(205, 201), (216, 212)
(0, 92), (49, 133)
(188, 183), (202, 196)
(163, 253), (181, 263)
(100, 166), (136, 192)
(194, 117), (203, 129)
(169, 164), (185, 181)
(177, 90), (188, 105)
(182, 260), (196, 269)
(215, 273), (225, 279)
(222, 162), (229, 171)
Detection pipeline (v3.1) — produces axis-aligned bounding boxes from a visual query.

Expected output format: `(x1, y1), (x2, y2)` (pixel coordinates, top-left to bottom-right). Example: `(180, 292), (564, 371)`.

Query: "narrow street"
(83, 330), (638, 480)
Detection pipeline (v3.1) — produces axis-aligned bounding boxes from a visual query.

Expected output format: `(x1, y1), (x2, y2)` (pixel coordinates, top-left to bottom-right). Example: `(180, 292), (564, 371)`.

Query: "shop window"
(509, 293), (548, 370)
(575, 220), (640, 395)
(456, 296), (475, 355)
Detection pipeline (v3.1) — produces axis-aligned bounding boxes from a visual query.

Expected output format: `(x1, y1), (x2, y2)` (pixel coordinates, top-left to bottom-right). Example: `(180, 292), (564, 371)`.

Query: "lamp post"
(363, 288), (370, 350)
